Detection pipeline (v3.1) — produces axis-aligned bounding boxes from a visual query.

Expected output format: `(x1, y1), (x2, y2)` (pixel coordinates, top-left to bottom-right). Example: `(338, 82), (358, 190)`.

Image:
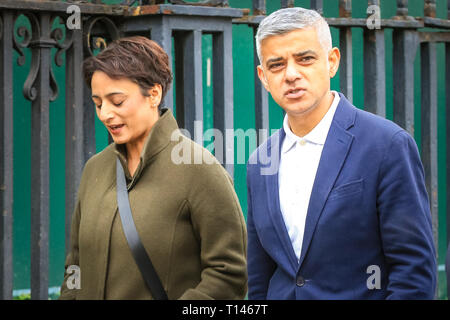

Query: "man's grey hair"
(255, 7), (332, 64)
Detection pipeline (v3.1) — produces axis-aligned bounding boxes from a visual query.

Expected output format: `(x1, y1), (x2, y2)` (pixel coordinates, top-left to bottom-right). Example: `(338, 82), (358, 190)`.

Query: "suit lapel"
(298, 96), (356, 269)
(264, 129), (299, 271)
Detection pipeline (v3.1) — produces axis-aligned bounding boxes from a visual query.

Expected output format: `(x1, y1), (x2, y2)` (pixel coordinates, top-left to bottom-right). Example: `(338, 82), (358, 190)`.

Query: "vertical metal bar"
(446, 41), (450, 299)
(424, 0), (436, 18)
(29, 12), (52, 300)
(213, 26), (234, 178)
(339, 0), (352, 16)
(174, 31), (184, 120)
(176, 30), (204, 145)
(280, 0), (294, 9)
(310, 0), (324, 15)
(446, 1), (450, 300)
(421, 42), (438, 268)
(253, 0), (266, 15)
(253, 27), (269, 146)
(446, 42), (450, 248)
(392, 29), (418, 135)
(364, 29), (386, 116)
(65, 29), (84, 254)
(252, 28), (268, 147)
(339, 0), (353, 103)
(447, 243), (450, 299)
(364, 0), (385, 117)
(0, 11), (14, 301)
(396, 0), (409, 16)
(150, 17), (173, 111)
(83, 83), (96, 162)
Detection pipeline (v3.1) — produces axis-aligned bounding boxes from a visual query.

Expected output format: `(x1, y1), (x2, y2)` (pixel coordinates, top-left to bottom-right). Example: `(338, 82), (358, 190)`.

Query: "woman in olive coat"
(59, 36), (247, 300)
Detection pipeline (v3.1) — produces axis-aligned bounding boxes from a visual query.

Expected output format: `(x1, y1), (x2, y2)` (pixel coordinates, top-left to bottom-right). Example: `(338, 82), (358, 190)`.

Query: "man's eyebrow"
(265, 50), (318, 67)
(91, 92), (125, 99)
(293, 50), (318, 57)
(266, 57), (283, 67)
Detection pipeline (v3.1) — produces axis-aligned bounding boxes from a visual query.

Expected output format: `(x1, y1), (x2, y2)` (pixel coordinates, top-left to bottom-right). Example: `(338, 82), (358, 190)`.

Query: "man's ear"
(328, 47), (341, 78)
(257, 65), (270, 92)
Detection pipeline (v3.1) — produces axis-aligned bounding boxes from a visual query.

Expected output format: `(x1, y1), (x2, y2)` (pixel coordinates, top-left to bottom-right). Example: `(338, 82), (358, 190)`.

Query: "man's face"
(257, 27), (339, 117)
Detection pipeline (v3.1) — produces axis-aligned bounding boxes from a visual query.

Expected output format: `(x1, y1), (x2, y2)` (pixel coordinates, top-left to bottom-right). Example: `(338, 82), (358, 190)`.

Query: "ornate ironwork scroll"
(83, 16), (120, 57)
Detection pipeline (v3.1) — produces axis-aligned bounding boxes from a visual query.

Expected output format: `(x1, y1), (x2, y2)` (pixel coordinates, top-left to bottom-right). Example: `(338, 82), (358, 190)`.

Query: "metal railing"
(1, 0), (449, 300)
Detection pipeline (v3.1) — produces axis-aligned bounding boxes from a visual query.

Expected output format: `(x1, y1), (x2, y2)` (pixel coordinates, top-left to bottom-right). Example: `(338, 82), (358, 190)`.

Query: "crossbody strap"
(116, 158), (168, 300)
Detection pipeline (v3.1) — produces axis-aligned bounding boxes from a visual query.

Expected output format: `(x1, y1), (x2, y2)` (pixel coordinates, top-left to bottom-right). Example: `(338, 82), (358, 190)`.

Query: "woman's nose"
(98, 102), (114, 122)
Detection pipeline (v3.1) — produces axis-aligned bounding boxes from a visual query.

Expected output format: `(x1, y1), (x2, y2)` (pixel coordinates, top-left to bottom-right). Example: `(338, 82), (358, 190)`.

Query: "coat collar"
(113, 108), (179, 184)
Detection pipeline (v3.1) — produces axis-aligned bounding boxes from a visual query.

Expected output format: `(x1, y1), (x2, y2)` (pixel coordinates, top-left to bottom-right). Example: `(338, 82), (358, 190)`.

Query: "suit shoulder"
(353, 107), (410, 142)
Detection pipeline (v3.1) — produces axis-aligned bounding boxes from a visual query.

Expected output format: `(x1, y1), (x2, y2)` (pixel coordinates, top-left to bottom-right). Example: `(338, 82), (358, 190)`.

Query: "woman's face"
(91, 71), (161, 146)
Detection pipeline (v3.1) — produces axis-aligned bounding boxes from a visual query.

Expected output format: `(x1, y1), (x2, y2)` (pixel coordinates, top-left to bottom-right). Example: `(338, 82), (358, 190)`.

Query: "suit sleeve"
(377, 130), (437, 299)
(247, 165), (277, 300)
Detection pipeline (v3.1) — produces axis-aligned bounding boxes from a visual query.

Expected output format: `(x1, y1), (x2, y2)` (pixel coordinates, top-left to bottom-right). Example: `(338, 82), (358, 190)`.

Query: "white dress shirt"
(278, 91), (340, 262)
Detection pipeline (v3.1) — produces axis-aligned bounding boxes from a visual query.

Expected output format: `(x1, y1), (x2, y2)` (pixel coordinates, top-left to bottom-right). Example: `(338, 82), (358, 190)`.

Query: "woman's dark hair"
(83, 36), (173, 106)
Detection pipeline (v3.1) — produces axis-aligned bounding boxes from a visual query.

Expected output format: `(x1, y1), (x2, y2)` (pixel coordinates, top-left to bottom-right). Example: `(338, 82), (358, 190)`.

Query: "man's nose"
(285, 60), (301, 83)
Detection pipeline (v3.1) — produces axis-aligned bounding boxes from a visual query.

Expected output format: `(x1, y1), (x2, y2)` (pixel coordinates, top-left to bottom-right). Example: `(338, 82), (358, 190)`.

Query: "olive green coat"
(59, 109), (247, 300)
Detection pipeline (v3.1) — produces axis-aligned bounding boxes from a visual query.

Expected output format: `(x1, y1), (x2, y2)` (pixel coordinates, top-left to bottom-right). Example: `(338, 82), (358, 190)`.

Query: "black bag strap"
(116, 158), (168, 300)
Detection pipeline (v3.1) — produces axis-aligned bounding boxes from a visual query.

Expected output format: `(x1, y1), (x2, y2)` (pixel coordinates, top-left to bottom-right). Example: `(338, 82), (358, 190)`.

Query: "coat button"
(296, 275), (305, 287)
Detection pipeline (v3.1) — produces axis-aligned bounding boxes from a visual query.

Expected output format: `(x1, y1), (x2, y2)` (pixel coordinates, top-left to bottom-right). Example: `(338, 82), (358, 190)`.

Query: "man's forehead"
(261, 27), (320, 47)
(260, 28), (323, 60)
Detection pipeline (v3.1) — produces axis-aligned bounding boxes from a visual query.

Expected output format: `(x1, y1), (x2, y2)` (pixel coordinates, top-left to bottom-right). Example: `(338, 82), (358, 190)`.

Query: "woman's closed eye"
(93, 100), (124, 109)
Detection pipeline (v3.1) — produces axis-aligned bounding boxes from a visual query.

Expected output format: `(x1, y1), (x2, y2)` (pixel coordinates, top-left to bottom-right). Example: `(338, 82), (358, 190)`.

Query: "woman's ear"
(147, 84), (163, 108)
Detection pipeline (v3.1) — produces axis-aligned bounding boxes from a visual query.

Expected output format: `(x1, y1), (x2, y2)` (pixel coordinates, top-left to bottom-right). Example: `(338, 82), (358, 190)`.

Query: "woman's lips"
(108, 124), (124, 135)
(285, 88), (306, 99)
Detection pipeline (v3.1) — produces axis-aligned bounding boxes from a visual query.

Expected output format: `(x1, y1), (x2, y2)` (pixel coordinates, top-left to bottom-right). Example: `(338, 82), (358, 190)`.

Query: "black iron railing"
(1, 0), (449, 300)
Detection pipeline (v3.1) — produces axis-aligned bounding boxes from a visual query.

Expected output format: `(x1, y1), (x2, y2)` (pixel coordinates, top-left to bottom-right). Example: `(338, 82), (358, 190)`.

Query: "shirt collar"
(282, 91), (340, 153)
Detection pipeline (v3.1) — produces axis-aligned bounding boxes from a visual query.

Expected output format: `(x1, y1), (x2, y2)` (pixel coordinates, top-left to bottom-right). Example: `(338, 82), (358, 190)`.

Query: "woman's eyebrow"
(91, 92), (125, 99)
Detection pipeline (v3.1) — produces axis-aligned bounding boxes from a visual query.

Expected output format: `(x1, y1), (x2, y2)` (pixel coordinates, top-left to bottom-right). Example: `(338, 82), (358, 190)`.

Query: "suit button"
(296, 275), (305, 287)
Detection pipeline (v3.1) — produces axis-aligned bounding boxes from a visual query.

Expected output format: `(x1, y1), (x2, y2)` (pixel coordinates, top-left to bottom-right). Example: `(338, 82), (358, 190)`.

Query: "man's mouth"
(285, 88), (306, 99)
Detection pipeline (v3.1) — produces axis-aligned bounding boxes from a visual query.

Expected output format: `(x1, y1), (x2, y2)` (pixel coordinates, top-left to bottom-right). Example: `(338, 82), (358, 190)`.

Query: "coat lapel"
(298, 95), (356, 269)
(264, 129), (299, 271)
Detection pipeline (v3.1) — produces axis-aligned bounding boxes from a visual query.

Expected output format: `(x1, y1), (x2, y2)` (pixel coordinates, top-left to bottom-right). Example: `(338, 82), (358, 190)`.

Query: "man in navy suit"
(247, 7), (436, 299)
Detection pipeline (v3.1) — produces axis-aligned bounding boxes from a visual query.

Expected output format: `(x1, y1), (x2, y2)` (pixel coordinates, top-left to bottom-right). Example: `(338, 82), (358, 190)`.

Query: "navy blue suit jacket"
(246, 94), (436, 299)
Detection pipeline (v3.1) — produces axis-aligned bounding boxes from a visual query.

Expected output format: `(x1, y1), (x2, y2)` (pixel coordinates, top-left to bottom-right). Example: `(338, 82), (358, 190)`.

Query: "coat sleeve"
(177, 163), (248, 300)
(58, 198), (81, 300)
(246, 167), (277, 300)
(377, 130), (437, 299)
